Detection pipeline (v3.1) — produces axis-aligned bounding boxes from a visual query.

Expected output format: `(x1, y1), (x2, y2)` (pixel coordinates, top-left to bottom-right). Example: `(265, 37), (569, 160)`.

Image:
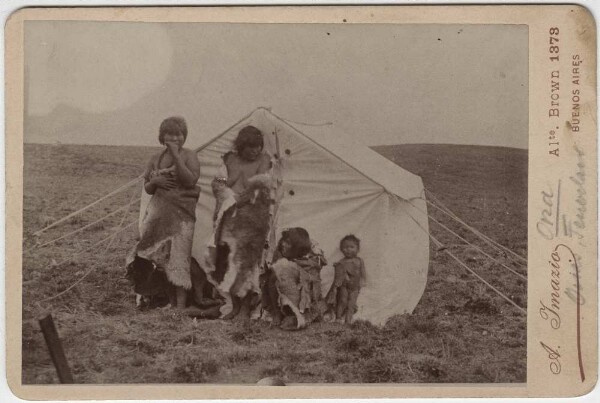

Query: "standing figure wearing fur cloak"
(205, 126), (274, 320)
(127, 117), (200, 309)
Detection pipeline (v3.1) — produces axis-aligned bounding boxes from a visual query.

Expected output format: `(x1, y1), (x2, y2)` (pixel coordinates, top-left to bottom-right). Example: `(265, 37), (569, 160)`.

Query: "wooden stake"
(38, 313), (74, 383)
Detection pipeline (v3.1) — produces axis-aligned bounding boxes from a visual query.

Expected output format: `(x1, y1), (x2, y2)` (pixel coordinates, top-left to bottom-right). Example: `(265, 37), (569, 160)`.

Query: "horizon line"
(23, 141), (529, 151)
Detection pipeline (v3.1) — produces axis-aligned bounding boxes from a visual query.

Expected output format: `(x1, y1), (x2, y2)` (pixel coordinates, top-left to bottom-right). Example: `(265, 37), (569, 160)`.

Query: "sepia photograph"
(19, 18), (530, 386)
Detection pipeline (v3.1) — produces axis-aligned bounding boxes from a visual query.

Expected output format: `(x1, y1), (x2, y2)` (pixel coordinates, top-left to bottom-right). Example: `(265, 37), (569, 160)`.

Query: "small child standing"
(326, 234), (366, 324)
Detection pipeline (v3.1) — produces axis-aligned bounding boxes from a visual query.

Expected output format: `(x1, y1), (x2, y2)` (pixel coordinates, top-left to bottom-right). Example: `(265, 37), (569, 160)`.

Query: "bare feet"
(271, 311), (283, 327)
(224, 296), (242, 320)
(280, 315), (298, 331)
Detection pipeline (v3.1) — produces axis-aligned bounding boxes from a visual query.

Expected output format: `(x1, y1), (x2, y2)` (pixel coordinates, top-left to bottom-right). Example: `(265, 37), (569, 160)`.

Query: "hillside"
(373, 144), (528, 258)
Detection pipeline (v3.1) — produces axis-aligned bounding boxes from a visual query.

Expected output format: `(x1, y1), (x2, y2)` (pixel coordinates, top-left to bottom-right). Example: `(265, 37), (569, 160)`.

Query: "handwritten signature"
(538, 250), (561, 329)
(538, 244), (585, 382)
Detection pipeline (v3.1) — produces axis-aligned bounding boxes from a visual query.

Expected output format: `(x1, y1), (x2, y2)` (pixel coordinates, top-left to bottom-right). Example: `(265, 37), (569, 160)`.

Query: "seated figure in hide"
(261, 228), (328, 330)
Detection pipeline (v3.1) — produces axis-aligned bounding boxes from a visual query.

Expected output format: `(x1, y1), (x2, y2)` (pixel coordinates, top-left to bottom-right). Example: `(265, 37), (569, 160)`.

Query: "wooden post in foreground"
(38, 313), (74, 383)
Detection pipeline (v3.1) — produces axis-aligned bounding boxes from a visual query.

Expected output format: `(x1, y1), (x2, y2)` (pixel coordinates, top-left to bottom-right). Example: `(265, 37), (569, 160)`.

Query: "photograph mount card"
(4, 5), (598, 400)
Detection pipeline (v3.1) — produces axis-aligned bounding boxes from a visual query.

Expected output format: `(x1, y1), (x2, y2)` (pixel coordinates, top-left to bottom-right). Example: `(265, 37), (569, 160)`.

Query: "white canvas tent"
(140, 107), (429, 326)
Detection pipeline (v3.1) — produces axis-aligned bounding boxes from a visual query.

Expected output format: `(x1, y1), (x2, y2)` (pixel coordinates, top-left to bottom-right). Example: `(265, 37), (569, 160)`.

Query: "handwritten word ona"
(539, 250), (561, 329)
(537, 186), (555, 240)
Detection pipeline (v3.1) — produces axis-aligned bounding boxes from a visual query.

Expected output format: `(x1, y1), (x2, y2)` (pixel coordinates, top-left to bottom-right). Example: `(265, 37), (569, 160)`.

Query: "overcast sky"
(24, 21), (528, 149)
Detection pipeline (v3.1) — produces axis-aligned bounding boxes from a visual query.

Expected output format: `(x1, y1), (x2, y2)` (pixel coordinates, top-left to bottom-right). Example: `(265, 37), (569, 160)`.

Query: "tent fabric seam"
(267, 109), (408, 200)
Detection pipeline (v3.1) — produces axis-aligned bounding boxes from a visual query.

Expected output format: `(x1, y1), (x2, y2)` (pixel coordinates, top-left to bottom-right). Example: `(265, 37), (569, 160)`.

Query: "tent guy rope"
(405, 209), (526, 315)
(43, 220), (137, 274)
(37, 191), (138, 303)
(32, 176), (143, 237)
(425, 189), (528, 264)
(39, 220), (138, 303)
(28, 109), (527, 323)
(434, 239), (527, 315)
(27, 196), (141, 252)
(422, 196), (527, 269)
(104, 189), (138, 252)
(280, 117), (334, 127)
(406, 200), (527, 281)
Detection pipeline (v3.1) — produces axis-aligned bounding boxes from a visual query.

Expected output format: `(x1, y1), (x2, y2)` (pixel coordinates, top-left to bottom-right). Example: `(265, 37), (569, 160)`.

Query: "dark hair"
(159, 116), (187, 145)
(234, 125), (264, 153)
(278, 227), (312, 259)
(340, 234), (360, 250)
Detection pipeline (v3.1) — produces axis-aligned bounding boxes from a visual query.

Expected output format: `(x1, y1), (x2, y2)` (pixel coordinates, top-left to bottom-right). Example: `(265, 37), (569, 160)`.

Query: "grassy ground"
(22, 143), (527, 384)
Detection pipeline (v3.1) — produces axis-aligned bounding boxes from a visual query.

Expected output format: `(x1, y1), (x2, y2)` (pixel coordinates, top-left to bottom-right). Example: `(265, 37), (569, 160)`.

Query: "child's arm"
(165, 144), (200, 188)
(256, 153), (272, 175)
(143, 156), (176, 194)
(333, 262), (345, 287)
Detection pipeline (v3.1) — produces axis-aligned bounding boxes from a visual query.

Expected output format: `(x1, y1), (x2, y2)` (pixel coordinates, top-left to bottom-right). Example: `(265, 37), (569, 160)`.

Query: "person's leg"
(175, 286), (187, 309)
(223, 295), (241, 320)
(213, 242), (230, 283)
(267, 271), (283, 325)
(336, 286), (348, 321)
(260, 272), (270, 311)
(309, 280), (324, 322)
(345, 289), (359, 324)
(190, 258), (205, 306)
(167, 284), (177, 307)
(236, 292), (259, 320)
